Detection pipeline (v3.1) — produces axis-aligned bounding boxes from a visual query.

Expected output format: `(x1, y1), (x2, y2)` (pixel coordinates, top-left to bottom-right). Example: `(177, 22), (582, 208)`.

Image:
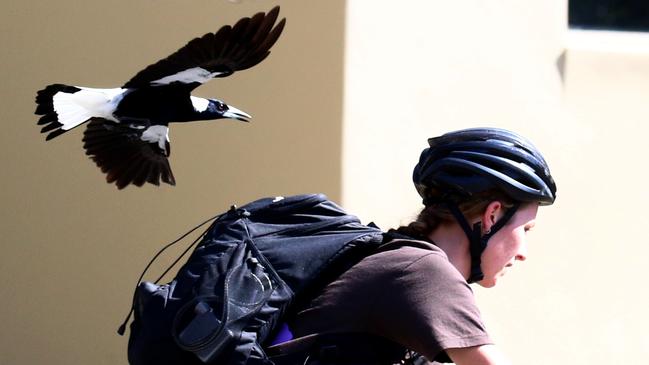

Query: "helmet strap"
(445, 202), (520, 283)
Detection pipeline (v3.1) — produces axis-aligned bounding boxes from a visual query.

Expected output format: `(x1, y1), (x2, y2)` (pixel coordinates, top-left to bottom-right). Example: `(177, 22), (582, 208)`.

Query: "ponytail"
(393, 189), (516, 241)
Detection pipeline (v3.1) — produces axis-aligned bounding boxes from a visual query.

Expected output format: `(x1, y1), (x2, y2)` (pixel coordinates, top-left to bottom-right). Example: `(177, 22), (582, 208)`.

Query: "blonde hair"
(394, 189), (515, 240)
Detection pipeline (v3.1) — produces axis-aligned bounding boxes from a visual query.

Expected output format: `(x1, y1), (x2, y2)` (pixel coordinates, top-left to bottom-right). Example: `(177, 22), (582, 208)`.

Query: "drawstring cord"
(117, 212), (223, 336)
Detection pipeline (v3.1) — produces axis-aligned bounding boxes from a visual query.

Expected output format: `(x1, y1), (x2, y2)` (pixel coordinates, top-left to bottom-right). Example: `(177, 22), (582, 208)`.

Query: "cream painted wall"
(343, 1), (649, 365)
(0, 1), (345, 364)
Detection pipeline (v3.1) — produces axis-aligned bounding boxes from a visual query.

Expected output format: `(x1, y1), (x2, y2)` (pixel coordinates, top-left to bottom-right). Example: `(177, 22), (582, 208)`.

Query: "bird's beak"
(223, 105), (251, 122)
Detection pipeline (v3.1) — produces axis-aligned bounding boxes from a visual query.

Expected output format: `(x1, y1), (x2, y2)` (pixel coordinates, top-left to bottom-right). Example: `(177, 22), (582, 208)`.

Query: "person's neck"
(427, 223), (471, 280)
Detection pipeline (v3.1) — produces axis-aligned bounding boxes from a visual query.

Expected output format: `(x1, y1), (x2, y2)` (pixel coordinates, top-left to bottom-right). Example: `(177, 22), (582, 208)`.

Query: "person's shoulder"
(359, 238), (450, 273)
(378, 238), (448, 261)
(369, 238), (468, 284)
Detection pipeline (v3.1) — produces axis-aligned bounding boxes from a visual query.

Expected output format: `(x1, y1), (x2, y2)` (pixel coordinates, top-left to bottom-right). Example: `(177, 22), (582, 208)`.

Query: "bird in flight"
(35, 6), (285, 189)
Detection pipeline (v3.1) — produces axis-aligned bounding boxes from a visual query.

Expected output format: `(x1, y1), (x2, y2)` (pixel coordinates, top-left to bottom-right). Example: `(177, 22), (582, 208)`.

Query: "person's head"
(406, 128), (556, 287)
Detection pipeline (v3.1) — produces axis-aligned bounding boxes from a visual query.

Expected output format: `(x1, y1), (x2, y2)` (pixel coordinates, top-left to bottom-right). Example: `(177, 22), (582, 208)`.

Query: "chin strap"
(445, 202), (520, 283)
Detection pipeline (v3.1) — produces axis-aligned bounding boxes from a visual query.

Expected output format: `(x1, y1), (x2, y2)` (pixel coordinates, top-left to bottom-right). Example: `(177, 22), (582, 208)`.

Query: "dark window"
(569, 0), (649, 32)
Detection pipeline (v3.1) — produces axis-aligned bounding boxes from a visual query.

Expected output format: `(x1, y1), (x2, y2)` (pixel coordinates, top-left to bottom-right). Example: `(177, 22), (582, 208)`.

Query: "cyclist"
(269, 127), (557, 365)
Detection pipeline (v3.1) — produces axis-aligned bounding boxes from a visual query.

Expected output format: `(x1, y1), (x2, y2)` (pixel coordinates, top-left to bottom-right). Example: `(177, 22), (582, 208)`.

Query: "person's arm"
(446, 344), (512, 365)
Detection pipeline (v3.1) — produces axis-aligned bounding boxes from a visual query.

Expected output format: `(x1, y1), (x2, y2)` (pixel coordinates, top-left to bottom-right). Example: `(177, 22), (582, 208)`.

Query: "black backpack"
(124, 193), (388, 365)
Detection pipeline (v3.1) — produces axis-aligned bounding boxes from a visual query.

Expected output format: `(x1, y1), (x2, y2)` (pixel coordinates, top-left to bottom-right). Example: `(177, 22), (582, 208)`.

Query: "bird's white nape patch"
(150, 67), (224, 86)
(190, 96), (210, 113)
(141, 125), (170, 154)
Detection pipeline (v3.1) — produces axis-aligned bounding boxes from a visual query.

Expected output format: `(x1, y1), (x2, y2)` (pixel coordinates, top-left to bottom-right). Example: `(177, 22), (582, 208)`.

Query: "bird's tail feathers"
(35, 84), (114, 140)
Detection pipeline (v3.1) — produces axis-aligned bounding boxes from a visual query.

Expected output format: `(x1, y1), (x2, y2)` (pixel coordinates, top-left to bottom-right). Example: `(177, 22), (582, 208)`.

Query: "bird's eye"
(216, 103), (227, 112)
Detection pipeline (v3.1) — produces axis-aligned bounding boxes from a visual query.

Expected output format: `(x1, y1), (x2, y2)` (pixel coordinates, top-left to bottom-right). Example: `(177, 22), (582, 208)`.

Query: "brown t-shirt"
(290, 240), (492, 363)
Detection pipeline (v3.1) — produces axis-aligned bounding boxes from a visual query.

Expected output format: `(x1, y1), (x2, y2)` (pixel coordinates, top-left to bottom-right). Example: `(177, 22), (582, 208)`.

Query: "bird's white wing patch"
(141, 125), (170, 154)
(150, 67), (224, 85)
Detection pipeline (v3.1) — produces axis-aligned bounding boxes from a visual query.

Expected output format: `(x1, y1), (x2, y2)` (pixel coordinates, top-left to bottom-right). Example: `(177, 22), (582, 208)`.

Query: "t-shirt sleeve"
(366, 251), (492, 362)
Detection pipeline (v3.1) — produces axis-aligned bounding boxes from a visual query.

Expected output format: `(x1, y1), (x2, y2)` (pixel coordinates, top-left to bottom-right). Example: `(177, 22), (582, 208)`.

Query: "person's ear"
(481, 201), (503, 234)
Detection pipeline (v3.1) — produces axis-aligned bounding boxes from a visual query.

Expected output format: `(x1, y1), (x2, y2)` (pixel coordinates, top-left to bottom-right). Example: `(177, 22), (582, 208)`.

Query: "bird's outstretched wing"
(122, 6), (285, 89)
(82, 118), (176, 189)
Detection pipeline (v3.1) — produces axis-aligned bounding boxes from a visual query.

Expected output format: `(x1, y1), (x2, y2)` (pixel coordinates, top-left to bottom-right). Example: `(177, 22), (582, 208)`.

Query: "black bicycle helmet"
(413, 128), (556, 205)
(412, 128), (556, 283)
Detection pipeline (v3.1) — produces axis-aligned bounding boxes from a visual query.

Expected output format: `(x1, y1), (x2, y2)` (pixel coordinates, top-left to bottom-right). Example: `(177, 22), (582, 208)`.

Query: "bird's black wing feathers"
(122, 6), (285, 89)
(82, 118), (176, 189)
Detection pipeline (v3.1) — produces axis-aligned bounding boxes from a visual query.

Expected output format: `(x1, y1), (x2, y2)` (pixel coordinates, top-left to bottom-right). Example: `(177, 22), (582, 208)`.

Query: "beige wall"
(343, 1), (649, 365)
(0, 1), (345, 364)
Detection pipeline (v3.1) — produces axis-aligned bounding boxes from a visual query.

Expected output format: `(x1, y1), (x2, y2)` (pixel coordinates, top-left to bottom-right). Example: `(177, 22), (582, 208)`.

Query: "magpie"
(35, 6), (285, 189)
